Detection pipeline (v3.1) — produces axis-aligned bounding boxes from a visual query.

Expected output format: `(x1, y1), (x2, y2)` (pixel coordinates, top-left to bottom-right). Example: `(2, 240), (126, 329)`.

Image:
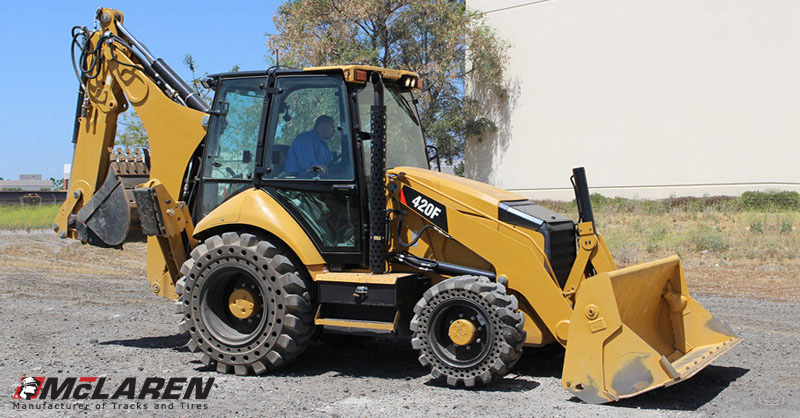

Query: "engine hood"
(388, 166), (526, 217)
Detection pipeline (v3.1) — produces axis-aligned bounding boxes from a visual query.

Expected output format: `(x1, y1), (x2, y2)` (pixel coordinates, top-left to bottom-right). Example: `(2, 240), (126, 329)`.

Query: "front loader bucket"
(561, 255), (742, 404)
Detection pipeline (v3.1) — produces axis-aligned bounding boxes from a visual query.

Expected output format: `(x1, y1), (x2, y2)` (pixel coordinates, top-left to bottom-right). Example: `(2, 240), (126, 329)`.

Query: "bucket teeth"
(111, 147), (150, 176)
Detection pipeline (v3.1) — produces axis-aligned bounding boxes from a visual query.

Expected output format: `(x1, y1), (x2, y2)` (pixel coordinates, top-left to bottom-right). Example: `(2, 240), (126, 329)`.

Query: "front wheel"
(175, 232), (315, 375)
(410, 276), (525, 387)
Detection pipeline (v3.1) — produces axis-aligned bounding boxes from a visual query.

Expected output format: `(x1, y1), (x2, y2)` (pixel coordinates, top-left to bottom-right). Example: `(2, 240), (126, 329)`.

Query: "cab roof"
(303, 65), (419, 84)
(207, 65), (420, 86)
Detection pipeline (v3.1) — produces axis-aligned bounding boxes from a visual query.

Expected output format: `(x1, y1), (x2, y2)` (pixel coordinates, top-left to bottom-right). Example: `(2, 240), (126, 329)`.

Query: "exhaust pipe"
(571, 167), (594, 226)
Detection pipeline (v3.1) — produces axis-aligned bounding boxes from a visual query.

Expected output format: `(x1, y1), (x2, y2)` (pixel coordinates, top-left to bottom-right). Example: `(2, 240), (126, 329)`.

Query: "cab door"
(258, 74), (363, 266)
(198, 76), (266, 217)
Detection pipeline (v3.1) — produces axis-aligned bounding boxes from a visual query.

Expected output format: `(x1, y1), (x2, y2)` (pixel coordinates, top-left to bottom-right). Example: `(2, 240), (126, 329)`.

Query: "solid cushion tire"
(175, 232), (315, 375)
(410, 275), (525, 387)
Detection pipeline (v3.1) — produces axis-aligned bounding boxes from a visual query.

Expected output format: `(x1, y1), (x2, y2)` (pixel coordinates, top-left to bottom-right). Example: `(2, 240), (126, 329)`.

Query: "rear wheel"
(175, 232), (315, 375)
(410, 276), (525, 387)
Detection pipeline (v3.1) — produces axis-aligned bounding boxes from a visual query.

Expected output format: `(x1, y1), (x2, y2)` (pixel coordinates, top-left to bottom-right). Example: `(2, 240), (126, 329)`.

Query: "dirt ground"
(1, 230), (798, 417)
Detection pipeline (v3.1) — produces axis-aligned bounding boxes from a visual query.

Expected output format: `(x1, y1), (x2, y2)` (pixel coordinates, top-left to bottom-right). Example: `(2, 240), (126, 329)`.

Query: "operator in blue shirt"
(285, 115), (336, 177)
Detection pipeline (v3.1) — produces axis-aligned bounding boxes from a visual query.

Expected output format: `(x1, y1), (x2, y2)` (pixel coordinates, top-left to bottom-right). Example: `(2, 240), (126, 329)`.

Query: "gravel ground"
(0, 231), (798, 417)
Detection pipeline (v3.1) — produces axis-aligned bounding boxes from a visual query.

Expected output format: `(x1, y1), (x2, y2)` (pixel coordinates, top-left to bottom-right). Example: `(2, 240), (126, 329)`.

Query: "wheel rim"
(199, 264), (268, 346)
(428, 297), (493, 368)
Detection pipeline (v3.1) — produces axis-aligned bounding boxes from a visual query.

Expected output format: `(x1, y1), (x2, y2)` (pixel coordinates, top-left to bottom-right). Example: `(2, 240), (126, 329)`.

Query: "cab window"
(356, 82), (428, 175)
(263, 75), (353, 180)
(201, 77), (266, 215)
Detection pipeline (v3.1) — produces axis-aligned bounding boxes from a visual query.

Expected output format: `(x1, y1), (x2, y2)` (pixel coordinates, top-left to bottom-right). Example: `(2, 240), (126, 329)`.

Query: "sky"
(0, 0), (282, 181)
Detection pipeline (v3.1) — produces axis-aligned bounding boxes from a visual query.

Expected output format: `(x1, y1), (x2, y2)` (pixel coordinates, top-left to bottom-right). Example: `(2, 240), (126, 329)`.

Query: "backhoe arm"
(55, 8), (208, 299)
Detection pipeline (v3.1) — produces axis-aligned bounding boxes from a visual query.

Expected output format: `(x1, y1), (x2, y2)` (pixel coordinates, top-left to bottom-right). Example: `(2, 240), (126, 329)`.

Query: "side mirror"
(208, 101), (230, 117)
(200, 77), (217, 90)
(242, 150), (252, 164)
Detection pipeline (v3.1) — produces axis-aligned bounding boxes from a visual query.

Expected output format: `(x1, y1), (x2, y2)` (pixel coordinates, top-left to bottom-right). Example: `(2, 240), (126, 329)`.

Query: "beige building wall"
(0, 174), (51, 191)
(466, 0), (800, 200)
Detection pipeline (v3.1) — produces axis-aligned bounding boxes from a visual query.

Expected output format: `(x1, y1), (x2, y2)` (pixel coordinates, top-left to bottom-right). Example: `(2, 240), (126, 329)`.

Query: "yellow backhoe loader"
(56, 8), (741, 404)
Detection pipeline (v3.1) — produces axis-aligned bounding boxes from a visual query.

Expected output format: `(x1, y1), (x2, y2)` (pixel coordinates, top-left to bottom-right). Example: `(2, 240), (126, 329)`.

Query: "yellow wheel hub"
(228, 289), (259, 319)
(448, 319), (477, 346)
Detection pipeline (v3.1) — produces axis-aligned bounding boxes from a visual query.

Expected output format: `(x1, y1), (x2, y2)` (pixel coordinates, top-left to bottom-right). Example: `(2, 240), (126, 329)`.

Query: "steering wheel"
(305, 165), (326, 180)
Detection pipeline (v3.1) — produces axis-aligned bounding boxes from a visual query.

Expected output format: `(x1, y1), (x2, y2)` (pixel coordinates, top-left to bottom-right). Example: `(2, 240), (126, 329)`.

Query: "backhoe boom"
(56, 8), (207, 299)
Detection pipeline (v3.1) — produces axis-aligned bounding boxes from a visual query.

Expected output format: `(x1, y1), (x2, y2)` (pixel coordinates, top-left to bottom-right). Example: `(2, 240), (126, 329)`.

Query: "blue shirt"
(285, 130), (333, 175)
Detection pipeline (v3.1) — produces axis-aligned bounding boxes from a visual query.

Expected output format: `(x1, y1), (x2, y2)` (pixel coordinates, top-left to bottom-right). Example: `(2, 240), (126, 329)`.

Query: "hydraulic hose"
(390, 252), (496, 280)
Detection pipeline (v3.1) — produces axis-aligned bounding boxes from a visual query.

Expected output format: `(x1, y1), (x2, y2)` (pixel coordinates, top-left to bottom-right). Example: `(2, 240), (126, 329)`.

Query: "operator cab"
(196, 66), (427, 267)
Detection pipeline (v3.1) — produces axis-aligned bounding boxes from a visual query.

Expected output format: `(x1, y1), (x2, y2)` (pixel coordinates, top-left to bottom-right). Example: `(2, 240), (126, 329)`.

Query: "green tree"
(116, 111), (149, 147)
(49, 177), (63, 191)
(267, 0), (508, 163)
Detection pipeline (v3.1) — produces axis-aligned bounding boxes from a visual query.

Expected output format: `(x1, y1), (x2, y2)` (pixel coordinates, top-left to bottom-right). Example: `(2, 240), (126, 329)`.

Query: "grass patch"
(535, 190), (800, 266)
(536, 190), (800, 216)
(0, 204), (60, 230)
(686, 224), (728, 253)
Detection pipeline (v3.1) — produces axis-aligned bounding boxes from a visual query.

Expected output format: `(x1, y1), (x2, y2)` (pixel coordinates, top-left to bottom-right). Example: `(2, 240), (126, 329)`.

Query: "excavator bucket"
(73, 148), (150, 247)
(74, 168), (137, 247)
(561, 255), (742, 404)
